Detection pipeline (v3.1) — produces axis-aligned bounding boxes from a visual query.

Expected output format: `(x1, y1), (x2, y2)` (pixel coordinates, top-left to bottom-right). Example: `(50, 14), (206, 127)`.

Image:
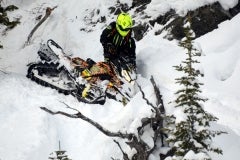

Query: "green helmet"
(116, 12), (133, 37)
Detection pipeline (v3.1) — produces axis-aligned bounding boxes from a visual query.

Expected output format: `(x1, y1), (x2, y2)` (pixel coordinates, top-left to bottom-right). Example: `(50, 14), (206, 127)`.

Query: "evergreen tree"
(166, 17), (224, 160)
(49, 141), (72, 160)
(0, 1), (20, 48)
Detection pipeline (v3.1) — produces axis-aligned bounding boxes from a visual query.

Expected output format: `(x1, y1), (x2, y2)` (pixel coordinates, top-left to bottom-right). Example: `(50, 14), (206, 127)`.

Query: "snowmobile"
(27, 39), (136, 105)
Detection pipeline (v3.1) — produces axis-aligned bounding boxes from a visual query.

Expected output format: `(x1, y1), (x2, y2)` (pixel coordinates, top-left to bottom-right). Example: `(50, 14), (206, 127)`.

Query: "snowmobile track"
(27, 61), (77, 95)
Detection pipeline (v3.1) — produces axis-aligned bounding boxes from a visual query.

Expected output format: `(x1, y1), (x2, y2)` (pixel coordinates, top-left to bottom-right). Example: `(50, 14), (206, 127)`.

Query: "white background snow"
(0, 0), (240, 159)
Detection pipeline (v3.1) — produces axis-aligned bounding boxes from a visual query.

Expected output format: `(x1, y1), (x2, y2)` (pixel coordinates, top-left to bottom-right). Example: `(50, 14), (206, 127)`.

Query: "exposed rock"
(133, 23), (149, 41)
(149, 9), (176, 26)
(132, 0), (151, 7)
(145, 1), (240, 40)
(108, 2), (131, 15)
(229, 0), (240, 16)
(131, 0), (151, 12)
(190, 3), (231, 39)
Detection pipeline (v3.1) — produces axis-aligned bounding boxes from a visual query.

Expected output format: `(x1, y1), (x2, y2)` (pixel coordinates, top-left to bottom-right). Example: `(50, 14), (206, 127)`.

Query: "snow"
(145, 0), (238, 17)
(1, 0), (240, 160)
(183, 150), (209, 160)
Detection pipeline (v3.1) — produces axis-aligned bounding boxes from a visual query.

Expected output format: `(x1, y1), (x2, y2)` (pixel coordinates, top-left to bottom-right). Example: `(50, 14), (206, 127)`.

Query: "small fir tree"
(166, 17), (224, 160)
(49, 141), (72, 160)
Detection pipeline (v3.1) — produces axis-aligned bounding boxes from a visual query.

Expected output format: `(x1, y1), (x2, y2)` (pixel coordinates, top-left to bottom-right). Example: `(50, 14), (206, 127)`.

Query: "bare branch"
(0, 69), (8, 74)
(150, 76), (165, 114)
(137, 76), (167, 157)
(150, 76), (168, 147)
(40, 107), (80, 118)
(59, 101), (80, 113)
(113, 140), (130, 160)
(137, 84), (156, 110)
(25, 6), (57, 45)
(40, 106), (133, 139)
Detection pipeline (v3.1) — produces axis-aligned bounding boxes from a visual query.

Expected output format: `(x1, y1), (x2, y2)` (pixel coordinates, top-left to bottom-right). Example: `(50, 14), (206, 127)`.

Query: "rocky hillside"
(82, 0), (240, 41)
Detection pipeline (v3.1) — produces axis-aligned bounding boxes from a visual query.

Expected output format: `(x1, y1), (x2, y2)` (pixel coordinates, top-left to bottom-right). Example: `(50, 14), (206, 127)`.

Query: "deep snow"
(1, 0), (240, 159)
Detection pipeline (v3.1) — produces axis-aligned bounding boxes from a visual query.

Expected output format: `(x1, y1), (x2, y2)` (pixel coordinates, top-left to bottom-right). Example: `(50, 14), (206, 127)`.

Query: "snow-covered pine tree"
(48, 141), (72, 160)
(0, 1), (20, 48)
(166, 16), (224, 160)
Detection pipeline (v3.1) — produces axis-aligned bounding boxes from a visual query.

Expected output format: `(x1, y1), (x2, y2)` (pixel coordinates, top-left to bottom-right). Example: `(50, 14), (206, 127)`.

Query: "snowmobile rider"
(100, 12), (136, 75)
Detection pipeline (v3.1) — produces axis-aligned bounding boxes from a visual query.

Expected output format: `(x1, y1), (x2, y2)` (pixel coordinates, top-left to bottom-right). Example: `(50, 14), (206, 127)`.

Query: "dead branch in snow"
(40, 106), (133, 140)
(113, 140), (130, 160)
(0, 69), (7, 74)
(40, 76), (167, 160)
(25, 6), (57, 46)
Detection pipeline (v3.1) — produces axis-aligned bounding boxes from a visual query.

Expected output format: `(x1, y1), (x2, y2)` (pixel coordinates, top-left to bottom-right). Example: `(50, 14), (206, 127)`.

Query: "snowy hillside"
(1, 0), (240, 160)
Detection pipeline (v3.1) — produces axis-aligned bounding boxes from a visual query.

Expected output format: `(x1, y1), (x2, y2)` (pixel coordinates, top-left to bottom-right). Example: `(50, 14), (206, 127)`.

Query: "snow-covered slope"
(1, 0), (240, 159)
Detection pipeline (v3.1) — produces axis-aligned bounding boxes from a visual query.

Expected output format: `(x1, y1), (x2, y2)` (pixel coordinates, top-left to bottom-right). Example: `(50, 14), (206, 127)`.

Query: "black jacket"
(100, 22), (136, 70)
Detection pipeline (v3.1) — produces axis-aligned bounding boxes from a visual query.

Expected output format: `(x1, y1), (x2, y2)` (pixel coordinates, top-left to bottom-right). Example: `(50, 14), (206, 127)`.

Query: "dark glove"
(119, 56), (136, 71)
(129, 60), (136, 71)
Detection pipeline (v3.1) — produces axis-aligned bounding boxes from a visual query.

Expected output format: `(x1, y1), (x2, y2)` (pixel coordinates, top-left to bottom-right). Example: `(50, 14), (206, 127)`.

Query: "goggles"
(117, 24), (131, 32)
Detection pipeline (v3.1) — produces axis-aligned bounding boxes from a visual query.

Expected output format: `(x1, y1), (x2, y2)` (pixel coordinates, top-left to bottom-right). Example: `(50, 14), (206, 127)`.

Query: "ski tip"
(47, 39), (62, 50)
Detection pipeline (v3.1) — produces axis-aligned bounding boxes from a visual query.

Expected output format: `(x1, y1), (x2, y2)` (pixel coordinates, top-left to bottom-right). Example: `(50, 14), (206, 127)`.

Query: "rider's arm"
(100, 22), (117, 61)
(121, 37), (136, 70)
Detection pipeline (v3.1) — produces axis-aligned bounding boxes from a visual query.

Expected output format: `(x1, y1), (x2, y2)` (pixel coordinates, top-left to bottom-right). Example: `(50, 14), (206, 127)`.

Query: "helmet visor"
(117, 24), (131, 32)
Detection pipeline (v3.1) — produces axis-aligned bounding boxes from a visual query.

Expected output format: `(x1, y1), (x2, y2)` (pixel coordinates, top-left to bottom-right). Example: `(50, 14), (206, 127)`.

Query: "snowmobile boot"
(86, 58), (96, 68)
